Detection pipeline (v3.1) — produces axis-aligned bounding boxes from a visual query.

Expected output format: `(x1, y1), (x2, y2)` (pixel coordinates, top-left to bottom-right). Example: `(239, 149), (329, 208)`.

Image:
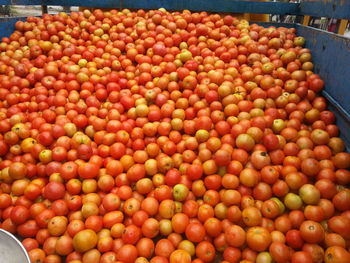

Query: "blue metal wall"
(301, 0), (350, 20)
(0, 0), (349, 19)
(296, 25), (350, 147)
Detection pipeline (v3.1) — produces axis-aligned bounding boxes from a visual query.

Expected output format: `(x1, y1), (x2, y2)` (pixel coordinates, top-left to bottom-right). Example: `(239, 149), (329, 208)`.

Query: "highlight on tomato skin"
(0, 7), (349, 263)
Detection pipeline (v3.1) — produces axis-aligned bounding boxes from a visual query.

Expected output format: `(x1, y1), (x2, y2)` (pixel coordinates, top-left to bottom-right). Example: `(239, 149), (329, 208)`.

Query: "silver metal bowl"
(0, 228), (31, 263)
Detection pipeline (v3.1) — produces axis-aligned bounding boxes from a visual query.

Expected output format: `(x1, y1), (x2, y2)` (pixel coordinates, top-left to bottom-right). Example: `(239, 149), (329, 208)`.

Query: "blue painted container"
(0, 0), (349, 147)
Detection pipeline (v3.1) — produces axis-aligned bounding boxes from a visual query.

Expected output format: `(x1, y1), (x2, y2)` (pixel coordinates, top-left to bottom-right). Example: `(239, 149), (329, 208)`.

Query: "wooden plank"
(41, 5), (48, 14)
(338, 19), (348, 35)
(303, 16), (311, 26)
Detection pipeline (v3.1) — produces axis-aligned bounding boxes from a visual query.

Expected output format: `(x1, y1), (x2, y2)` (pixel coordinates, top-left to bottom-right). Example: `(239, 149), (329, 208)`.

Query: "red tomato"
(43, 181), (65, 201)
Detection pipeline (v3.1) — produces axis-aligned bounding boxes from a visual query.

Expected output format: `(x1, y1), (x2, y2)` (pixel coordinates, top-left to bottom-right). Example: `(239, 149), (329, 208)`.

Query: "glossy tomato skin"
(300, 220), (325, 243)
(77, 162), (99, 179)
(186, 164), (203, 180)
(246, 227), (272, 252)
(195, 241), (216, 262)
(324, 246), (350, 263)
(269, 242), (291, 263)
(327, 216), (350, 239)
(0, 9), (350, 263)
(185, 223), (206, 243)
(116, 244), (138, 263)
(17, 220), (39, 238)
(43, 181), (65, 201)
(164, 169), (181, 186)
(225, 224), (246, 247)
(121, 225), (141, 245)
(333, 190), (350, 211)
(22, 238), (39, 252)
(302, 244), (324, 263)
(286, 230), (304, 249)
(291, 251), (313, 263)
(10, 205), (30, 225)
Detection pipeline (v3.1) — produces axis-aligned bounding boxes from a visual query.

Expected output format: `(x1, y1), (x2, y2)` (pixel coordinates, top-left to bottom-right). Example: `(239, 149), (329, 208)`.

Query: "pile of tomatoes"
(0, 7), (349, 263)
